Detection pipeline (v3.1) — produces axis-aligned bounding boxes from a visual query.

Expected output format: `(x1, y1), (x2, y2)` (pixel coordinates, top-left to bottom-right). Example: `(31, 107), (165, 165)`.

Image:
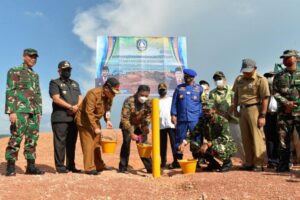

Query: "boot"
(168, 154), (182, 169)
(25, 160), (45, 175)
(203, 154), (221, 172)
(6, 160), (16, 176)
(220, 159), (233, 172)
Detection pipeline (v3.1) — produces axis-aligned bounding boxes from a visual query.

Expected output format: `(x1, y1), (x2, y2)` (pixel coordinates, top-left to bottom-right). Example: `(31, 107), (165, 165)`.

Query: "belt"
(240, 103), (260, 109)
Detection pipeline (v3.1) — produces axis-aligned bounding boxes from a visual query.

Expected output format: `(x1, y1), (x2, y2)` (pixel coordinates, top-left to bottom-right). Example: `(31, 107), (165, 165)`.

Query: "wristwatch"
(259, 113), (266, 118)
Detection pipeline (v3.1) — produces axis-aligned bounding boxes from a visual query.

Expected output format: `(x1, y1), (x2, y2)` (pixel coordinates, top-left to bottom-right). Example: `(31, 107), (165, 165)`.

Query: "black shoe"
(267, 163), (278, 169)
(219, 159), (233, 172)
(25, 160), (45, 175)
(118, 168), (127, 173)
(67, 167), (81, 173)
(276, 164), (290, 172)
(239, 165), (254, 171)
(146, 169), (152, 174)
(56, 168), (69, 173)
(168, 162), (180, 169)
(253, 165), (264, 172)
(86, 170), (99, 175)
(203, 163), (220, 172)
(6, 160), (16, 176)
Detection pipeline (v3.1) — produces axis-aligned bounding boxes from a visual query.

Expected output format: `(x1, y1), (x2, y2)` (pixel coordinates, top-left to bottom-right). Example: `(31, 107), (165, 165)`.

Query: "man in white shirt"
(158, 83), (176, 168)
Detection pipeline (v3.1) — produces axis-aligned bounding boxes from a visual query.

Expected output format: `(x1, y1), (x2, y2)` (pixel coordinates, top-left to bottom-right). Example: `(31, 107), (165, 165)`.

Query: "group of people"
(4, 48), (300, 176)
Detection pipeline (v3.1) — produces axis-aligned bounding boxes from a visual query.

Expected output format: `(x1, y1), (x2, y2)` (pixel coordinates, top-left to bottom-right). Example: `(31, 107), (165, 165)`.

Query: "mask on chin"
(138, 96), (148, 104)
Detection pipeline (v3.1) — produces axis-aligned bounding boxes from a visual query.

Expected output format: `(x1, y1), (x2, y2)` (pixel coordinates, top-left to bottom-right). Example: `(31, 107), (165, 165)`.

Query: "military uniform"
(209, 84), (245, 161)
(5, 63), (42, 161)
(233, 59), (269, 169)
(49, 77), (81, 172)
(119, 95), (152, 172)
(75, 87), (112, 173)
(273, 60), (300, 171)
(188, 112), (237, 162)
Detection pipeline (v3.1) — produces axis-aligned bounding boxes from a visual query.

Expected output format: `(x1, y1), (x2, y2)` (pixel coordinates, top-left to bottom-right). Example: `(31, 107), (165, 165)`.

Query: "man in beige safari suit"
(233, 58), (270, 171)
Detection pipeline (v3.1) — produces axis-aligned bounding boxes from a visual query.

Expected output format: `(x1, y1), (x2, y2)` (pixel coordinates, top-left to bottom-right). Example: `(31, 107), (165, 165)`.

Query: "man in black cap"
(263, 71), (279, 169)
(49, 60), (83, 173)
(233, 59), (269, 171)
(170, 68), (204, 169)
(273, 50), (300, 172)
(75, 77), (120, 175)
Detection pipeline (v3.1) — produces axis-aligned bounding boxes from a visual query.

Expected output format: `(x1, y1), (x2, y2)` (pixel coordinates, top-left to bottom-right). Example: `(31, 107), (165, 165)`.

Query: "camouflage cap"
(105, 77), (121, 94)
(280, 50), (299, 59)
(240, 58), (257, 73)
(23, 48), (39, 57)
(213, 71), (225, 79)
(158, 83), (167, 90)
(202, 100), (215, 110)
(58, 60), (72, 69)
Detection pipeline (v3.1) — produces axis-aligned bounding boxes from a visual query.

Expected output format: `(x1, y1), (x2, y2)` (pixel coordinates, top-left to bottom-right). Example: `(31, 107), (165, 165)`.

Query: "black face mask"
(61, 70), (71, 79)
(158, 89), (167, 97)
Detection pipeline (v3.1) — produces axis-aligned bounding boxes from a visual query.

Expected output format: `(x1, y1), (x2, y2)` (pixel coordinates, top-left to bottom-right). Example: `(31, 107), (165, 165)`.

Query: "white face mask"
(201, 84), (207, 90)
(138, 96), (148, 104)
(216, 80), (224, 88)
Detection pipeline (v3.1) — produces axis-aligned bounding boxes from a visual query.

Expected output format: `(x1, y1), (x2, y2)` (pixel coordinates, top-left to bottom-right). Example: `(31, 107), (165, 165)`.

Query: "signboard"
(96, 36), (187, 94)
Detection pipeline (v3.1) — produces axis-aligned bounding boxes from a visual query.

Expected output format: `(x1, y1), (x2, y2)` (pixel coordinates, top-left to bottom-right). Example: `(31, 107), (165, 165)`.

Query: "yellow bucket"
(137, 143), (152, 158)
(178, 159), (197, 174)
(101, 140), (117, 154)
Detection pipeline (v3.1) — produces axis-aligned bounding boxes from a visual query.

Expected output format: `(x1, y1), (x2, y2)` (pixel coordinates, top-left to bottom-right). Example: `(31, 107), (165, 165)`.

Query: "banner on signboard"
(96, 36), (187, 94)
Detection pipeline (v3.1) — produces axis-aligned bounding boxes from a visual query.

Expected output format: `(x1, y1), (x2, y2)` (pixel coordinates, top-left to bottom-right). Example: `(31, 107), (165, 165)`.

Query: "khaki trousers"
(239, 106), (266, 166)
(77, 126), (105, 172)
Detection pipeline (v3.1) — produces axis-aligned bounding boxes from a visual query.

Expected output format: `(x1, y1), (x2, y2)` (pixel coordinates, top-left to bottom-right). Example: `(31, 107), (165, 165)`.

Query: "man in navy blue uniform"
(169, 68), (203, 169)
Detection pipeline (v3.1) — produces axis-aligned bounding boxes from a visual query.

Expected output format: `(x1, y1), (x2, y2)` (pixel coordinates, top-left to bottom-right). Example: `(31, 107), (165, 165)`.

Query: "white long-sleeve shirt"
(159, 96), (175, 129)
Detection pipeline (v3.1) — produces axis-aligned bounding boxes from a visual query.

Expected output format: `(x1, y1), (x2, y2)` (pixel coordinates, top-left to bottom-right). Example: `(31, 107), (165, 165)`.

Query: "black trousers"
(119, 128), (152, 171)
(52, 122), (78, 170)
(263, 112), (279, 164)
(160, 128), (176, 166)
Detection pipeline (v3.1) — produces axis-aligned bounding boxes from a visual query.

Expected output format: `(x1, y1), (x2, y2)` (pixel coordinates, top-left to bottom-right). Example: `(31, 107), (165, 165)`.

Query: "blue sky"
(0, 0), (300, 134)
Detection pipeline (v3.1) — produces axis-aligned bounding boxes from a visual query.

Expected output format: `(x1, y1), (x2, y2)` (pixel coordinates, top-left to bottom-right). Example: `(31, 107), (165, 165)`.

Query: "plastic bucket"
(137, 143), (152, 158)
(101, 140), (117, 154)
(178, 159), (197, 174)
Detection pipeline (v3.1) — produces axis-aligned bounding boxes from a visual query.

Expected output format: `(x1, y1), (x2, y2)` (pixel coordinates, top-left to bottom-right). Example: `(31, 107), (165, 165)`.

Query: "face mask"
(61, 70), (71, 79)
(216, 80), (224, 88)
(201, 84), (207, 90)
(158, 89), (167, 97)
(138, 96), (148, 104)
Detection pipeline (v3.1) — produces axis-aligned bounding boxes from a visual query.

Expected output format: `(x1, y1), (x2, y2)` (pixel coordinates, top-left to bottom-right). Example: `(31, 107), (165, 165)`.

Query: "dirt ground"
(0, 130), (299, 200)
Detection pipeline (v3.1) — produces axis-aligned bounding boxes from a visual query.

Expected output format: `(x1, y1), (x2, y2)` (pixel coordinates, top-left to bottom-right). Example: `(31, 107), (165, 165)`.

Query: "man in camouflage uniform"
(179, 100), (237, 172)
(119, 85), (152, 173)
(209, 71), (245, 161)
(5, 48), (44, 176)
(273, 50), (300, 172)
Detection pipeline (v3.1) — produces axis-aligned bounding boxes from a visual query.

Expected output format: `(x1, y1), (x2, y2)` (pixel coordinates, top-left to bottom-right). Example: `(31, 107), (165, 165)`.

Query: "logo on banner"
(137, 39), (147, 51)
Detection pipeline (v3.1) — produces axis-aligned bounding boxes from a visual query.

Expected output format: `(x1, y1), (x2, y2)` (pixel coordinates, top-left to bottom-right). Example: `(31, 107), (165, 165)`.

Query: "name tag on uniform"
(193, 96), (198, 100)
(62, 91), (67, 95)
(186, 91), (191, 95)
(179, 94), (184, 99)
(179, 87), (186, 91)
(72, 83), (77, 88)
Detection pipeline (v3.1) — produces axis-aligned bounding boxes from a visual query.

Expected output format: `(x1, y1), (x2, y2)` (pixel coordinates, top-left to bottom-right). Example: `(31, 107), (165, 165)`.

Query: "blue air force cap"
(183, 69), (197, 77)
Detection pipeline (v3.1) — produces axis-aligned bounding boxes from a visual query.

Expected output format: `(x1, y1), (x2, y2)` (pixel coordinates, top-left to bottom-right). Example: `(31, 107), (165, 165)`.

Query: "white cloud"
(25, 11), (44, 17)
(72, 0), (300, 87)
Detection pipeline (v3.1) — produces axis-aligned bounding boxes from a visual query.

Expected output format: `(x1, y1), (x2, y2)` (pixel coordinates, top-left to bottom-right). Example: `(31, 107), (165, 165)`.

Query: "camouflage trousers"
(5, 113), (40, 161)
(277, 114), (300, 166)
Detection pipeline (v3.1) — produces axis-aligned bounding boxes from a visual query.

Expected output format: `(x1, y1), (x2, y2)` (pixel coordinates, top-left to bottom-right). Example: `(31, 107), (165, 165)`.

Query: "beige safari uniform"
(233, 71), (270, 166)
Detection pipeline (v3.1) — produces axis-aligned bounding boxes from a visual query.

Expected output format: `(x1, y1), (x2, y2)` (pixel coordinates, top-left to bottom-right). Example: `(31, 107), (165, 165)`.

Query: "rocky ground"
(0, 130), (299, 200)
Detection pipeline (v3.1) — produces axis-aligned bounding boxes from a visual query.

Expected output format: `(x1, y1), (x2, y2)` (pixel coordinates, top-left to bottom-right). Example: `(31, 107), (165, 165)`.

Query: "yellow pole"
(152, 98), (160, 178)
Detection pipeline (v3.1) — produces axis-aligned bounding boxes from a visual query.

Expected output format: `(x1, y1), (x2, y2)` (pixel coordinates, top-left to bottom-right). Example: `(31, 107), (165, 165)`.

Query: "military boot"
(219, 159), (233, 172)
(6, 160), (16, 176)
(203, 154), (221, 172)
(25, 160), (45, 175)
